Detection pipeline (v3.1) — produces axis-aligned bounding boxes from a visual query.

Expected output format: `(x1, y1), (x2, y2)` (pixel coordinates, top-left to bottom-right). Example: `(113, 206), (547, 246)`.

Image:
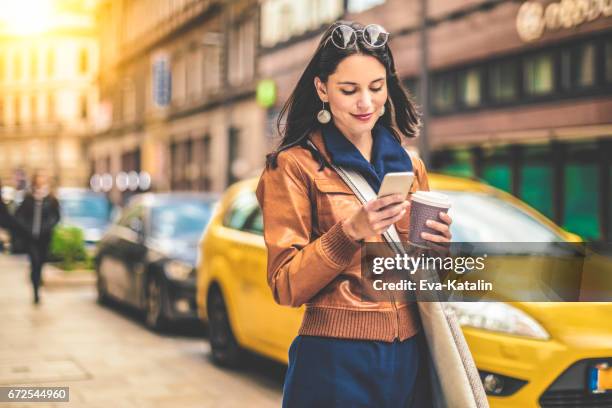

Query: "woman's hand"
(342, 194), (410, 241)
(421, 212), (453, 243)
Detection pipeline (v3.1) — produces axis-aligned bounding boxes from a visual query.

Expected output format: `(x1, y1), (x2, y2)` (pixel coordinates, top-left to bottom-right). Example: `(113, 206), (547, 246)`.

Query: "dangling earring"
(379, 104), (386, 117)
(317, 101), (331, 124)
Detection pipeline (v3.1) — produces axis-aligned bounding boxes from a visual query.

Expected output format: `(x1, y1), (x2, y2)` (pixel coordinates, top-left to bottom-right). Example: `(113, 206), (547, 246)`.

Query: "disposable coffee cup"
(408, 191), (451, 245)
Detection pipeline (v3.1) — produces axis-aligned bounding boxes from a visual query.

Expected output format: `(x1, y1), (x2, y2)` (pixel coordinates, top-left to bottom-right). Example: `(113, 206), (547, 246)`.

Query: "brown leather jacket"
(255, 129), (430, 342)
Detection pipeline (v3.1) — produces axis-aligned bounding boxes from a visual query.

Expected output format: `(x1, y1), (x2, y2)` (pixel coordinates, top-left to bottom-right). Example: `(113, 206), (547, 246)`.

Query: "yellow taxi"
(196, 174), (612, 407)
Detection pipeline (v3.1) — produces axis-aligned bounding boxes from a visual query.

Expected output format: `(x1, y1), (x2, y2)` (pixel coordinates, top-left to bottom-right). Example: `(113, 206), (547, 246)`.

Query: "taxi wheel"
(208, 287), (243, 367)
(145, 276), (167, 331)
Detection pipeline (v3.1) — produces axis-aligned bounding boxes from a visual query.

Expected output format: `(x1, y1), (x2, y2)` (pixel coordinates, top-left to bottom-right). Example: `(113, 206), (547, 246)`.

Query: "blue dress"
(282, 332), (432, 408)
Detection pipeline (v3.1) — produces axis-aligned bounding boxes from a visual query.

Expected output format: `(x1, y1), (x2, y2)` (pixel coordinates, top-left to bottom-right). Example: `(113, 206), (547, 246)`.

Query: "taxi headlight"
(446, 302), (550, 340)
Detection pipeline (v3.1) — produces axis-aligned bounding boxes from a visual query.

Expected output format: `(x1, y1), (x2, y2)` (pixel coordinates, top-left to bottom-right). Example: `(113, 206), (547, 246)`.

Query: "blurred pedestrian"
(0, 179), (29, 247)
(15, 170), (61, 304)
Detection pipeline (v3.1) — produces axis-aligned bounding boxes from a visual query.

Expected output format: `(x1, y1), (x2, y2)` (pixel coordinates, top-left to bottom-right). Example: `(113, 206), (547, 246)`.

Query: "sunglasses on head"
(325, 24), (390, 49)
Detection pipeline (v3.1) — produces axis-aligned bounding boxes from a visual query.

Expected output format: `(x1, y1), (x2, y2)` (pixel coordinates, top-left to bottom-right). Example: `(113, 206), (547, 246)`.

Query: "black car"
(95, 192), (218, 330)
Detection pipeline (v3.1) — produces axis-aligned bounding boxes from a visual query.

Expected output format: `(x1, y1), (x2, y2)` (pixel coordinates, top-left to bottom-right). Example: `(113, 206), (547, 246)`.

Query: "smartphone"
(377, 172), (415, 199)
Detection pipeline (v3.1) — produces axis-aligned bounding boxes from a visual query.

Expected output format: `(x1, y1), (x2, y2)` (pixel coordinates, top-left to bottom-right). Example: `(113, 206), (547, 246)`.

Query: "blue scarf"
(321, 123), (413, 193)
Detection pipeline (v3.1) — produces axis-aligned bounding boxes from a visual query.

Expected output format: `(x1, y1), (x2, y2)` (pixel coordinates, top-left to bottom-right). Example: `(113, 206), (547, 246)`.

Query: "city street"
(0, 254), (284, 407)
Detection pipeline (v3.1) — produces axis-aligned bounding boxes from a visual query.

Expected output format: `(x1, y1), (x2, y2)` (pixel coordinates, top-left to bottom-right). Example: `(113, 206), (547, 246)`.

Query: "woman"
(16, 170), (61, 304)
(255, 21), (453, 407)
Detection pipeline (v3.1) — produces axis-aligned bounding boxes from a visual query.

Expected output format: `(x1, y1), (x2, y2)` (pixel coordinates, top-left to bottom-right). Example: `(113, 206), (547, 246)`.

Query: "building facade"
(0, 2), (99, 187)
(259, 0), (612, 242)
(91, 0), (264, 204)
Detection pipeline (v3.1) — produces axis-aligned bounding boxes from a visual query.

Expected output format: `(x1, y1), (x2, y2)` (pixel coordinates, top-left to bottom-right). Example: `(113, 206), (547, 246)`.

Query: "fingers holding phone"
(342, 172), (415, 241)
(342, 193), (410, 241)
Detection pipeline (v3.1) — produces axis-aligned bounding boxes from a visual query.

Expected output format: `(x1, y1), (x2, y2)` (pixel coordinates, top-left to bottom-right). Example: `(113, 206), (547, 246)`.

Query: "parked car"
(96, 192), (218, 330)
(196, 175), (612, 407)
(57, 188), (114, 250)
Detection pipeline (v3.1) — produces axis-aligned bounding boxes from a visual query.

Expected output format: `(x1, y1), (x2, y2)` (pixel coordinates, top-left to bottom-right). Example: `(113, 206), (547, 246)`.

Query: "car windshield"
(151, 200), (214, 240)
(61, 195), (110, 220)
(443, 191), (562, 243)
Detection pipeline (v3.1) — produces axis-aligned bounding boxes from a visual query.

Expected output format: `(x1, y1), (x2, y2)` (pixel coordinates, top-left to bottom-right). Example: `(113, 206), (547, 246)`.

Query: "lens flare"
(0, 0), (55, 36)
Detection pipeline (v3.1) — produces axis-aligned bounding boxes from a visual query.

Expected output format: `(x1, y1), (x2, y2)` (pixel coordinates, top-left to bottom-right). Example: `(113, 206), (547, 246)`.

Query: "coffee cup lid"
(411, 191), (451, 208)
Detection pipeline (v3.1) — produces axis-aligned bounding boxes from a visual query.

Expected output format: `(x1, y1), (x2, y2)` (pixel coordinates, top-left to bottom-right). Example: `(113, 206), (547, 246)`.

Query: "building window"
(520, 145), (553, 219)
(170, 142), (179, 190)
(187, 48), (203, 100)
(122, 80), (136, 121)
(432, 149), (474, 179)
(562, 42), (596, 90)
(481, 147), (512, 193)
(561, 49), (571, 90)
(152, 54), (171, 107)
(200, 32), (223, 94)
(199, 135), (212, 191)
(489, 60), (517, 102)
(30, 49), (37, 79)
(348, 0), (385, 13)
(170, 141), (190, 190)
(79, 48), (88, 74)
(575, 43), (595, 88)
(14, 96), (20, 126)
(80, 94), (88, 119)
(228, 18), (256, 86)
(47, 93), (55, 121)
(457, 68), (481, 107)
(227, 127), (241, 185)
(563, 163), (599, 240)
(260, 0), (342, 47)
(185, 139), (196, 190)
(279, 4), (293, 42)
(30, 95), (37, 123)
(46, 49), (55, 77)
(121, 149), (141, 173)
(604, 37), (612, 83)
(563, 143), (601, 240)
(172, 55), (186, 105)
(523, 52), (554, 96)
(432, 73), (456, 113)
(14, 53), (22, 80)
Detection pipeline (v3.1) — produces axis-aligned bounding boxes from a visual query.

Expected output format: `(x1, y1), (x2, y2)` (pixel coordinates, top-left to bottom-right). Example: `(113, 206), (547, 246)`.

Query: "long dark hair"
(265, 20), (421, 170)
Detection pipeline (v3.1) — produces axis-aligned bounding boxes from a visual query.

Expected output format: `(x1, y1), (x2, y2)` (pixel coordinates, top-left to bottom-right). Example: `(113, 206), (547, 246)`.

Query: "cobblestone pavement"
(0, 254), (284, 408)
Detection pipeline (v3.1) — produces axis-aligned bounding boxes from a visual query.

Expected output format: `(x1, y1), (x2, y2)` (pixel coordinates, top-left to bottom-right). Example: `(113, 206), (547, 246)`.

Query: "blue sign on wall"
(152, 55), (171, 107)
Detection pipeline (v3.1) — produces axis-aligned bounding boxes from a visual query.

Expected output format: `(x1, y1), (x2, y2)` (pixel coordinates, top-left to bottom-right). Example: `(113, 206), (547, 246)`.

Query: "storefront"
(423, 3), (612, 242)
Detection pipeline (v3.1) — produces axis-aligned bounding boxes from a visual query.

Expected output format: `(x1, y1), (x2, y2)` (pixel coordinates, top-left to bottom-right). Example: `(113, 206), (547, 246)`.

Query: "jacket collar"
(309, 129), (332, 164)
(313, 122), (413, 192)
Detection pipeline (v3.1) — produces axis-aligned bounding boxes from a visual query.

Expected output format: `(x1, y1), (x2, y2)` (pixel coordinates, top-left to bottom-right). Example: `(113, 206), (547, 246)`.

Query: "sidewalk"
(0, 254), (283, 408)
(43, 263), (96, 288)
